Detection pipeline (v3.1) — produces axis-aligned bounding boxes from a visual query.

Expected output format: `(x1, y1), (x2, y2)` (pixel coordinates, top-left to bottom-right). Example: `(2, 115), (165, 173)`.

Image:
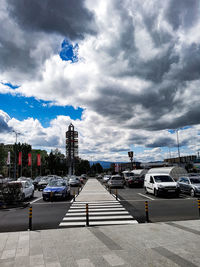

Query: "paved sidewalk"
(0, 219), (199, 267)
(75, 179), (115, 202)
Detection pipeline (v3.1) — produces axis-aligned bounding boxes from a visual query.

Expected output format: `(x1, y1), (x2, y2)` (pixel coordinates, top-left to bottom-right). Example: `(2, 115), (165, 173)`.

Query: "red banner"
(37, 154), (41, 166)
(28, 153), (32, 166)
(18, 152), (22, 166)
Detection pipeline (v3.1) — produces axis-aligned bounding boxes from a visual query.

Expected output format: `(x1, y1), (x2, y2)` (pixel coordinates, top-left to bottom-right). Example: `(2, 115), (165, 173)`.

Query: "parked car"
(126, 176), (144, 188)
(102, 175), (111, 183)
(122, 171), (134, 183)
(32, 176), (42, 190)
(42, 179), (70, 201)
(38, 177), (51, 191)
(69, 177), (81, 187)
(81, 174), (87, 180)
(107, 175), (125, 188)
(177, 176), (200, 197)
(9, 180), (34, 200)
(144, 173), (180, 197)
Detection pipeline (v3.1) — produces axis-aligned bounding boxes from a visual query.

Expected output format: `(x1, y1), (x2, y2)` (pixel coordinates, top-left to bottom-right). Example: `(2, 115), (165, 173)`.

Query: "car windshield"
(112, 177), (122, 180)
(70, 178), (77, 182)
(48, 180), (66, 187)
(154, 175), (174, 182)
(124, 173), (134, 177)
(190, 178), (200, 184)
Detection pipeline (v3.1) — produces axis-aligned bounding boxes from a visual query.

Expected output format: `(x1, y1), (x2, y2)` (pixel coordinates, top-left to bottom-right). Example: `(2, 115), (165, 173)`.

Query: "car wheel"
(43, 196), (47, 201)
(154, 189), (159, 197)
(31, 191), (34, 198)
(190, 189), (195, 197)
(144, 187), (148, 194)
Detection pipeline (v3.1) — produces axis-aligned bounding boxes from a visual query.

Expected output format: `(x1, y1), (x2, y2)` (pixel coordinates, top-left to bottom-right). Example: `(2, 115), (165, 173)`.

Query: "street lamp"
(176, 129), (181, 164)
(13, 130), (20, 180)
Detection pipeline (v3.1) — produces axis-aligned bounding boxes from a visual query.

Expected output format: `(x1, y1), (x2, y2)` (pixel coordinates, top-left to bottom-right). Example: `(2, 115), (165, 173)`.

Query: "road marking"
(68, 207), (126, 212)
(138, 193), (155, 200)
(65, 211), (129, 216)
(30, 197), (43, 204)
(70, 205), (122, 209)
(63, 215), (133, 221)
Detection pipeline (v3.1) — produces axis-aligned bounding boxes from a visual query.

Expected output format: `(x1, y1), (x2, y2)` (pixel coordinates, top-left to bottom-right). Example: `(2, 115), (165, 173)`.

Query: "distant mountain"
(89, 161), (125, 169)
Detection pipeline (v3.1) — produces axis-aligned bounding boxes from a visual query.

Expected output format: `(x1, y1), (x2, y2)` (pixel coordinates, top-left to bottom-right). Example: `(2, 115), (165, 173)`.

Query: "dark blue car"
(42, 180), (70, 201)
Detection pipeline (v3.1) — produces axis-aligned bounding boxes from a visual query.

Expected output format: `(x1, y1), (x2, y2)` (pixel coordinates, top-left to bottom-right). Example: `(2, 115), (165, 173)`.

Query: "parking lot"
(0, 179), (199, 232)
(105, 184), (200, 223)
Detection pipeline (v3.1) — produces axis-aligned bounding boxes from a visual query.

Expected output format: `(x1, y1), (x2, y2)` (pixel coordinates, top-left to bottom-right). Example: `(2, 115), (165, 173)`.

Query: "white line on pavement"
(138, 193), (155, 200)
(30, 197), (43, 204)
(68, 207), (126, 212)
(65, 211), (129, 216)
(63, 215), (133, 221)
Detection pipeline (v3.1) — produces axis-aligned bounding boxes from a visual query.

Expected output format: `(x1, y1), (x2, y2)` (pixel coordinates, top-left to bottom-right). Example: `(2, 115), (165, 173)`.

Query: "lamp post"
(176, 129), (181, 164)
(13, 130), (20, 180)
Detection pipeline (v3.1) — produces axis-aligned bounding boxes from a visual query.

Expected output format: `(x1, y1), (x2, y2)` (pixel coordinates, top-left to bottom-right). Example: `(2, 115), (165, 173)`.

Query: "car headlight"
(157, 184), (164, 188)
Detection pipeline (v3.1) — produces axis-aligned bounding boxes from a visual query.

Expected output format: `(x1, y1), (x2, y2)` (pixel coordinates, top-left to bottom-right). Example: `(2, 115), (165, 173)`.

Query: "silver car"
(177, 176), (200, 197)
(107, 175), (124, 188)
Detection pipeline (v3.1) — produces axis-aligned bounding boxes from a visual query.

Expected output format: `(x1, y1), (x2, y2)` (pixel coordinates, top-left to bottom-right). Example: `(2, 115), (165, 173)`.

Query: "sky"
(1, 0), (200, 163)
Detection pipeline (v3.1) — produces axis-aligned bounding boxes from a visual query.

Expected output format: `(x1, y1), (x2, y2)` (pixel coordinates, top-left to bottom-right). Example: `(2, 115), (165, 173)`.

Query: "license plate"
(168, 190), (175, 192)
(55, 193), (62, 196)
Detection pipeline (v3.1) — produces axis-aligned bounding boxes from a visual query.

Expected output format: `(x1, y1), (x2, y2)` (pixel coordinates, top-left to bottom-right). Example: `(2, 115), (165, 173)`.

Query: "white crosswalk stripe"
(59, 200), (138, 227)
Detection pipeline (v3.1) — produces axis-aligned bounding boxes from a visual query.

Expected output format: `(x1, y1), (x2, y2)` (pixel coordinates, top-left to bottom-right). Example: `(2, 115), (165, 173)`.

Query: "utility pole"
(13, 130), (20, 180)
(176, 129), (181, 164)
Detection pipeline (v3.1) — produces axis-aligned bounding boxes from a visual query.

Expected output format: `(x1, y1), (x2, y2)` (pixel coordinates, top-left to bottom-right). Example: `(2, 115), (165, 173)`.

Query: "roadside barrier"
(145, 201), (149, 223)
(28, 205), (32, 230)
(198, 199), (200, 217)
(86, 203), (89, 226)
(115, 189), (118, 200)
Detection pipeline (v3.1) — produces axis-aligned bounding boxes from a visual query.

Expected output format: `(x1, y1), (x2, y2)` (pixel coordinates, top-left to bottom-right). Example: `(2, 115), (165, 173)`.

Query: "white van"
(144, 173), (180, 197)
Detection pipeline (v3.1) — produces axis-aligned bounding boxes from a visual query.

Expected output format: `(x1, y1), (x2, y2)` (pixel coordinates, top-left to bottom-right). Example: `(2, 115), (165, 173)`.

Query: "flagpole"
(21, 152), (22, 177)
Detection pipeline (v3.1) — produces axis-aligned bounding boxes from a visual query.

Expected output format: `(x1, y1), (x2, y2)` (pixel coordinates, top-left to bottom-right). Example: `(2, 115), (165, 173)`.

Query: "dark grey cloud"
(166, 0), (199, 30)
(0, 115), (12, 133)
(146, 137), (176, 148)
(0, 0), (96, 75)
(7, 0), (97, 40)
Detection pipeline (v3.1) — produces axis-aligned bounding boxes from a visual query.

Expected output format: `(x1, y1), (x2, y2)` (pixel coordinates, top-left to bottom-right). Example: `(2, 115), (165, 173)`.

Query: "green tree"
(0, 145), (6, 173)
(75, 160), (90, 176)
(46, 149), (67, 176)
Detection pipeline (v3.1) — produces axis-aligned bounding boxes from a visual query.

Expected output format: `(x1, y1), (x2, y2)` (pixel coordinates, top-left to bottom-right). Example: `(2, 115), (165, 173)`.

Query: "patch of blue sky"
(0, 94), (83, 127)
(168, 126), (192, 134)
(1, 82), (19, 89)
(59, 39), (79, 63)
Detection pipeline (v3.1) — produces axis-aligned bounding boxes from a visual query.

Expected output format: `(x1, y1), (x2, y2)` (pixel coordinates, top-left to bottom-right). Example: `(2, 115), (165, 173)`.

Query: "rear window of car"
(112, 177), (122, 180)
(190, 178), (200, 184)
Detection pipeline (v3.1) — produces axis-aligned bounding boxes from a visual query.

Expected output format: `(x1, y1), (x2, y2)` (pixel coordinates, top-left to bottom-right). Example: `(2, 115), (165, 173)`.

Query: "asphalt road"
(0, 187), (80, 232)
(115, 186), (200, 223)
(0, 180), (199, 232)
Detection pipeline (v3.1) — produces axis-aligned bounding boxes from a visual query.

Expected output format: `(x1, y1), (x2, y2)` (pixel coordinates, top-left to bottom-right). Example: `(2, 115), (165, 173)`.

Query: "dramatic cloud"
(1, 0), (200, 161)
(0, 110), (12, 133)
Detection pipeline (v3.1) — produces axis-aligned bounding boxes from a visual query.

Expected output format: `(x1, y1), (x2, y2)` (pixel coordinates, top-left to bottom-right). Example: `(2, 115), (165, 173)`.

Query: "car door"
(184, 178), (190, 193)
(23, 182), (29, 198)
(147, 176), (154, 193)
(178, 178), (185, 192)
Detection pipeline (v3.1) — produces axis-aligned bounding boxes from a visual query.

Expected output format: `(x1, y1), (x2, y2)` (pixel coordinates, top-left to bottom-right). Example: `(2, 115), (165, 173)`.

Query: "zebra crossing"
(59, 200), (138, 227)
